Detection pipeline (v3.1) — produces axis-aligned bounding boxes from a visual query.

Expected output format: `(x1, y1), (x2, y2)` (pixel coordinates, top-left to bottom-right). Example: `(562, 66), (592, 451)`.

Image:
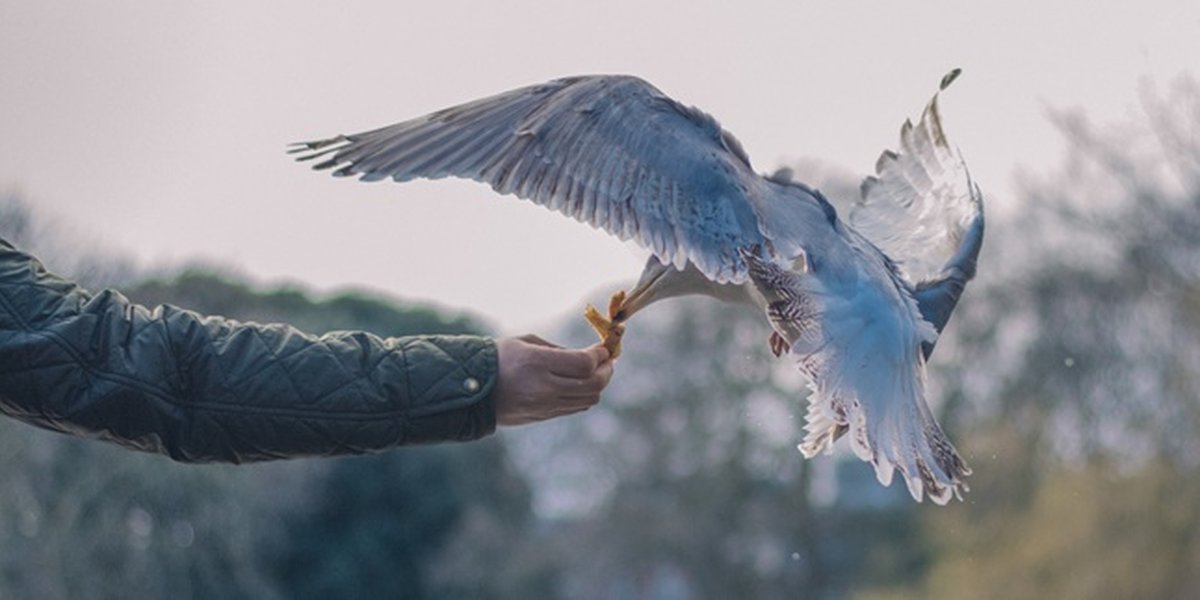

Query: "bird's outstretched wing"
(291, 75), (767, 283)
(850, 70), (984, 290)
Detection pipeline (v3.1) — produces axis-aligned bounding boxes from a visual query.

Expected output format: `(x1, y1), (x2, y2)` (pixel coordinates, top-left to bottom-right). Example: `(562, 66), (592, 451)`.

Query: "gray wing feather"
(850, 85), (984, 286)
(914, 206), (983, 358)
(851, 74), (985, 357)
(292, 76), (768, 283)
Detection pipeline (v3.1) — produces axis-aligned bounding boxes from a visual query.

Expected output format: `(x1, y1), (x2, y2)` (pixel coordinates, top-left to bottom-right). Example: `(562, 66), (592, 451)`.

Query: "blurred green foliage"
(130, 270), (483, 339)
(0, 236), (548, 599)
(3, 75), (1199, 599)
(898, 76), (1200, 600)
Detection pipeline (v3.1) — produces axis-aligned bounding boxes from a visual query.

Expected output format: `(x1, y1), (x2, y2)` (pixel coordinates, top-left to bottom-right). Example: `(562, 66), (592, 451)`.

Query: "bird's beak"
(616, 259), (671, 322)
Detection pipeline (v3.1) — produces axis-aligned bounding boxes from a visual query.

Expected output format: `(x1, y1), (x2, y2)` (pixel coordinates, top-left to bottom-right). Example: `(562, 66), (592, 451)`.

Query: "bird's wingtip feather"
(939, 68), (962, 91)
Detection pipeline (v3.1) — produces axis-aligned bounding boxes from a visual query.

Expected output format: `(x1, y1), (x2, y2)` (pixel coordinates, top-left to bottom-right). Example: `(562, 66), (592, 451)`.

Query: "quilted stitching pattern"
(0, 238), (498, 463)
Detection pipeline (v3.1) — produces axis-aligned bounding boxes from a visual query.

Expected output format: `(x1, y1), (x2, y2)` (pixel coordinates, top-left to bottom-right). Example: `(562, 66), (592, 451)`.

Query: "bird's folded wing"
(850, 72), (984, 287)
(291, 75), (768, 283)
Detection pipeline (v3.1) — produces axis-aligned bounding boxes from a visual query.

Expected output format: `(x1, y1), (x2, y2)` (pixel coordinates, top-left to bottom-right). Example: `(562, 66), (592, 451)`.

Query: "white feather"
(850, 87), (982, 285)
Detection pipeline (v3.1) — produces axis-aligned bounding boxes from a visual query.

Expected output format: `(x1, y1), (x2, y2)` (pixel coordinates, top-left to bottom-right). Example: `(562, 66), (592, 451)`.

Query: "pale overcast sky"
(1, 1), (1196, 334)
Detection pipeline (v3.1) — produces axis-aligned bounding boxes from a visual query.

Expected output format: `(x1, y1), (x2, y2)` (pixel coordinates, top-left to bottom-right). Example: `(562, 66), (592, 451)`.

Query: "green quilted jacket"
(0, 237), (498, 462)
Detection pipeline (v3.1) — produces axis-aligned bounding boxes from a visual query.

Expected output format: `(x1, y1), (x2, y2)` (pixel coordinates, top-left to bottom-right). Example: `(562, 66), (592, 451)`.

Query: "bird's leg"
(768, 331), (790, 358)
(584, 290), (627, 359)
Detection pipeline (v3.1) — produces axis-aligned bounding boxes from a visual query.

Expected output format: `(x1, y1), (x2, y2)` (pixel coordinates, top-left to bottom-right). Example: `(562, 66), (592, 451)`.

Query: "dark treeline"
(1, 76), (1197, 599)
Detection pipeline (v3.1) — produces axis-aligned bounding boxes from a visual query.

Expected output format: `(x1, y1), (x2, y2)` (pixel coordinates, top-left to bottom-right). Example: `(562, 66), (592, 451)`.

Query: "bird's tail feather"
(804, 347), (971, 504)
(799, 298), (969, 504)
(743, 250), (970, 504)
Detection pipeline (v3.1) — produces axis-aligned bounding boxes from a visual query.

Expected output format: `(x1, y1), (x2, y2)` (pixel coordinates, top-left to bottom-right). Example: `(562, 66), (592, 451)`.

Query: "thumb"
(586, 343), (610, 365)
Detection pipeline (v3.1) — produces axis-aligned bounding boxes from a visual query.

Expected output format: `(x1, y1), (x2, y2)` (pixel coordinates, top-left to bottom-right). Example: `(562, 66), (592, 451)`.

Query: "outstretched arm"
(0, 238), (610, 463)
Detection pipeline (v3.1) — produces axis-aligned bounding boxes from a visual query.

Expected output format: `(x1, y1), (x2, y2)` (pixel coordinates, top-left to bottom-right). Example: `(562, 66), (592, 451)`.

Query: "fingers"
(549, 358), (613, 399)
(494, 335), (616, 427)
(542, 343), (609, 379)
(589, 358), (614, 391)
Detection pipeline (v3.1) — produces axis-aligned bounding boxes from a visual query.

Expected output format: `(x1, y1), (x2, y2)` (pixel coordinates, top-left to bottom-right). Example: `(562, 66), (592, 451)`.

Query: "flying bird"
(291, 70), (984, 504)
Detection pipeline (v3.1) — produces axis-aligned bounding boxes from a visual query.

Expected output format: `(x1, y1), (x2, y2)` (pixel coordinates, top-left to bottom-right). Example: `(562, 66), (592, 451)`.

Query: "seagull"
(291, 70), (984, 504)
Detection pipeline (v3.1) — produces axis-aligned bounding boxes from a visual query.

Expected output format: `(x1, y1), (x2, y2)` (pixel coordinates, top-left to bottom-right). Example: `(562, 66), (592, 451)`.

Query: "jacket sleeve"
(0, 238), (498, 463)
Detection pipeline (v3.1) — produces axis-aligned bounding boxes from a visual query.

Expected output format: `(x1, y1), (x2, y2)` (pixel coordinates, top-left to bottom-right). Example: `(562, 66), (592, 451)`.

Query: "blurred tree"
(0, 194), (137, 288)
(1, 202), (289, 599)
(273, 439), (554, 600)
(0, 425), (288, 599)
(509, 295), (929, 599)
(127, 265), (552, 599)
(11, 72), (1200, 599)
(130, 269), (483, 338)
(1, 203), (546, 598)
(920, 462), (1200, 600)
(878, 75), (1200, 599)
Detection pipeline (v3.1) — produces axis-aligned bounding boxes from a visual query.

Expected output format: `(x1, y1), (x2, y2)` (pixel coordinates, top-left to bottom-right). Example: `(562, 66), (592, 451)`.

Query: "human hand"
(493, 335), (614, 427)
